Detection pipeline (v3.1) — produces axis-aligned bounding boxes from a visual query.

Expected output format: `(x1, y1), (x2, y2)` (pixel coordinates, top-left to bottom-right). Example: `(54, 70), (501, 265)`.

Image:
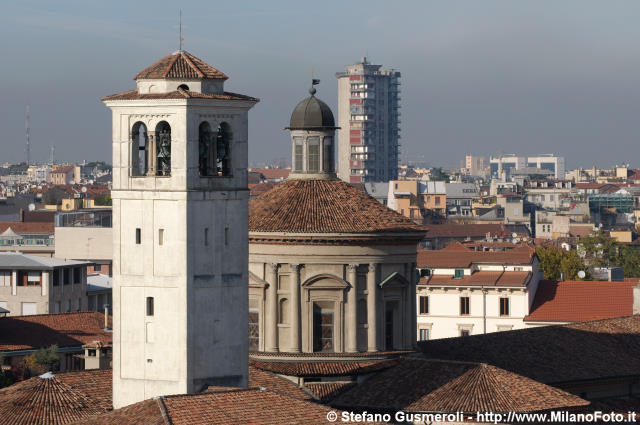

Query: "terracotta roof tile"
(417, 246), (536, 268)
(82, 389), (384, 425)
(0, 312), (112, 351)
(424, 271), (531, 287)
(423, 223), (522, 238)
(0, 222), (53, 234)
(418, 316), (640, 385)
(250, 359), (395, 377)
(134, 51), (228, 80)
(249, 179), (426, 234)
(332, 358), (588, 413)
(101, 88), (258, 102)
(525, 280), (636, 322)
(246, 366), (312, 400)
(0, 370), (111, 425)
(305, 382), (355, 403)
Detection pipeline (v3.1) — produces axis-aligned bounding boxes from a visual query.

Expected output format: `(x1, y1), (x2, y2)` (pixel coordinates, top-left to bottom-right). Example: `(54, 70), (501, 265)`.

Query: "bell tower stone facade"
(103, 50), (258, 408)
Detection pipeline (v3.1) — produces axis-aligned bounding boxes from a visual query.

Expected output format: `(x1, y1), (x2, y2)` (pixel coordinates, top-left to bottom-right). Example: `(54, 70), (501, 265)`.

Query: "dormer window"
(178, 84), (190, 91)
(454, 269), (464, 279)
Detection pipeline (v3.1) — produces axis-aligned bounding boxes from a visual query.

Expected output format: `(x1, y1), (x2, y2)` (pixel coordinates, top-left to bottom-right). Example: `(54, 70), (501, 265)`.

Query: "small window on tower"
(204, 228), (209, 246)
(146, 297), (154, 316)
(136, 228), (141, 244)
(158, 229), (164, 246)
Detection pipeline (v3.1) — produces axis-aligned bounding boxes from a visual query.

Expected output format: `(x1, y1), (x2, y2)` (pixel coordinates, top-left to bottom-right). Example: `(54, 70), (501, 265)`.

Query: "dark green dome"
(287, 90), (336, 130)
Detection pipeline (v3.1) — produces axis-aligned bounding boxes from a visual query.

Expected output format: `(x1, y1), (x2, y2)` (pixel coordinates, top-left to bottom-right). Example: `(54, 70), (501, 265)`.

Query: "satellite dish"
(512, 233), (518, 239)
(578, 270), (586, 279)
(81, 186), (87, 193)
(511, 238), (517, 244)
(28, 203), (35, 211)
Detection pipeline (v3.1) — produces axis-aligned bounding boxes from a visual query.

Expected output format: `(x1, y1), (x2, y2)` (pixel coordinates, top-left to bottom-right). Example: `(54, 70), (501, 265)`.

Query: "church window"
(293, 137), (304, 172)
(216, 123), (232, 176)
(199, 122), (215, 176)
(323, 137), (333, 172)
(307, 137), (320, 173)
(146, 297), (154, 316)
(155, 121), (171, 176)
(136, 228), (141, 244)
(248, 309), (259, 351)
(131, 122), (148, 176)
(158, 229), (164, 246)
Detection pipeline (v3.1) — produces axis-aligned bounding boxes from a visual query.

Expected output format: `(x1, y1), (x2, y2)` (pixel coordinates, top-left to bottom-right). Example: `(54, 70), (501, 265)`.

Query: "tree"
(578, 230), (619, 267)
(430, 167), (449, 182)
(24, 345), (59, 375)
(537, 246), (588, 280)
(93, 193), (112, 206)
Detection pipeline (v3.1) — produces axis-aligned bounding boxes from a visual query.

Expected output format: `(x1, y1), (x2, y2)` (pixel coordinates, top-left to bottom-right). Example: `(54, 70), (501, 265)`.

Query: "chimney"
(634, 283), (640, 315)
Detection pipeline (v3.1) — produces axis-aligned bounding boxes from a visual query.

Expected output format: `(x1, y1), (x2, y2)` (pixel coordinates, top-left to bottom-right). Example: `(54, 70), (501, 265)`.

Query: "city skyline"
(1, 1), (640, 169)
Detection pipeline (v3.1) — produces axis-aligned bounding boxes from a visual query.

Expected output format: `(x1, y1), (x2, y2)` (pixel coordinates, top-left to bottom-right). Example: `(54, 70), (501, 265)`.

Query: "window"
(460, 329), (470, 337)
(136, 228), (141, 244)
(146, 297), (154, 316)
(216, 123), (232, 176)
(155, 121), (172, 176)
(131, 122), (148, 176)
(73, 267), (81, 283)
(198, 122), (215, 176)
(307, 137), (320, 173)
(454, 269), (464, 279)
(0, 271), (10, 287)
(278, 298), (289, 324)
(94, 264), (102, 272)
(419, 296), (429, 314)
(26, 272), (41, 286)
(63, 269), (70, 285)
(323, 137), (333, 172)
(88, 349), (96, 357)
(224, 227), (229, 245)
(419, 268), (431, 278)
(248, 310), (260, 351)
(419, 329), (430, 341)
(435, 197), (441, 206)
(158, 229), (164, 246)
(177, 84), (189, 91)
(499, 297), (510, 316)
(293, 137), (304, 172)
(460, 297), (470, 315)
(204, 228), (209, 246)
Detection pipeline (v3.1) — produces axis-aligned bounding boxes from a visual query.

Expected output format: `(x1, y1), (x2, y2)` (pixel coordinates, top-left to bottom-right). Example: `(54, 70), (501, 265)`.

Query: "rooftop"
(332, 357), (588, 414)
(101, 88), (258, 102)
(249, 179), (425, 235)
(0, 252), (89, 270)
(417, 244), (536, 268)
(0, 222), (54, 234)
(525, 280), (637, 322)
(0, 311), (112, 352)
(134, 51), (228, 80)
(418, 315), (640, 385)
(423, 271), (532, 287)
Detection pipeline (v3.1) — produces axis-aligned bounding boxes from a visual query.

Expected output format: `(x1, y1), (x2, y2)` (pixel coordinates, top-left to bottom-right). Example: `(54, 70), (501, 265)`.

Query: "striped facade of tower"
(336, 58), (400, 183)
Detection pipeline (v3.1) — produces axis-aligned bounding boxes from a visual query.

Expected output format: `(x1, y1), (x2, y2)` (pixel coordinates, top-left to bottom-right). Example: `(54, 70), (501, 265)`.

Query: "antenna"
(25, 106), (30, 166)
(179, 10), (184, 51)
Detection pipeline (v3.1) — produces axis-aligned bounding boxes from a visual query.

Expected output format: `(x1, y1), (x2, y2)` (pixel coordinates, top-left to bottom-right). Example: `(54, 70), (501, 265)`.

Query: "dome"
(287, 91), (336, 130)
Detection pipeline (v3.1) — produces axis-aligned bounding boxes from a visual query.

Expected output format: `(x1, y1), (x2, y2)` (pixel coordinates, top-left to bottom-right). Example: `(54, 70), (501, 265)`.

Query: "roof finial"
(179, 10), (184, 51)
(310, 77), (320, 96)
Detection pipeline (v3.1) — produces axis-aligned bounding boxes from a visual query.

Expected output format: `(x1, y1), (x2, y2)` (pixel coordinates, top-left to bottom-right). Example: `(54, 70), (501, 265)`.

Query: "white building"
(103, 50), (258, 408)
(490, 154), (565, 179)
(415, 244), (540, 340)
(336, 57), (400, 183)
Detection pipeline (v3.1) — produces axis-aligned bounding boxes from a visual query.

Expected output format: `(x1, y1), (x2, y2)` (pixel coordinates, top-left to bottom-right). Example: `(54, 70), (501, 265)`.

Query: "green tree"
(24, 345), (59, 375)
(537, 246), (588, 280)
(93, 193), (112, 206)
(618, 246), (640, 278)
(430, 167), (449, 182)
(578, 230), (619, 267)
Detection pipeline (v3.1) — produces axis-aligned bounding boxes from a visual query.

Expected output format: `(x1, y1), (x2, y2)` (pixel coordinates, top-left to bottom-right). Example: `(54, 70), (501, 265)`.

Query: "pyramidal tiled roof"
(0, 371), (108, 425)
(249, 179), (426, 234)
(134, 51), (228, 80)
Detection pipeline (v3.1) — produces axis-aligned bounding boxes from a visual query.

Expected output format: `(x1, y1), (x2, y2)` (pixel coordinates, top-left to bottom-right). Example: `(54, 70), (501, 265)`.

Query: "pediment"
(249, 271), (268, 288)
(302, 274), (350, 290)
(379, 272), (409, 288)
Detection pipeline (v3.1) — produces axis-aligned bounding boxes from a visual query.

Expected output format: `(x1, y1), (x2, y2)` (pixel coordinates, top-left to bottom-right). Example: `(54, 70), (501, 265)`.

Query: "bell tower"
(102, 50), (258, 408)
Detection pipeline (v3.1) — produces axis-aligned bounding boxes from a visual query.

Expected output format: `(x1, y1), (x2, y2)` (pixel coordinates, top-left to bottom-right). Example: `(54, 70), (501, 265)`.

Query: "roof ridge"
(164, 53), (181, 78)
(181, 52), (205, 78)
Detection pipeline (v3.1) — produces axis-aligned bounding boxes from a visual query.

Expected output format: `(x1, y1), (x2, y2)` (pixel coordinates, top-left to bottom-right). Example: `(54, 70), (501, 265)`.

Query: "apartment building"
(490, 154), (565, 179)
(336, 57), (400, 183)
(416, 244), (540, 340)
(0, 252), (90, 316)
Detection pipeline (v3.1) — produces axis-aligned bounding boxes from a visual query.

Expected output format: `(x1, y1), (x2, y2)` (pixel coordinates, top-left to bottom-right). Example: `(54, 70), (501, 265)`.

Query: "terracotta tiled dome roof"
(134, 51), (228, 80)
(249, 179), (425, 234)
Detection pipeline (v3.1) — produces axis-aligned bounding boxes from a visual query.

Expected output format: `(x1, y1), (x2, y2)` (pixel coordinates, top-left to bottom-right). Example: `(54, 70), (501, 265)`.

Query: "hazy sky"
(1, 0), (640, 169)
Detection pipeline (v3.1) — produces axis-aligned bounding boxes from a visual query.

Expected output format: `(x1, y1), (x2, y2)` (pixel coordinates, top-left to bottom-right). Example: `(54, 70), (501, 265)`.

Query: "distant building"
(416, 244), (540, 340)
(463, 155), (487, 176)
(50, 166), (75, 185)
(490, 154), (565, 179)
(336, 57), (400, 183)
(0, 222), (54, 255)
(0, 252), (90, 316)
